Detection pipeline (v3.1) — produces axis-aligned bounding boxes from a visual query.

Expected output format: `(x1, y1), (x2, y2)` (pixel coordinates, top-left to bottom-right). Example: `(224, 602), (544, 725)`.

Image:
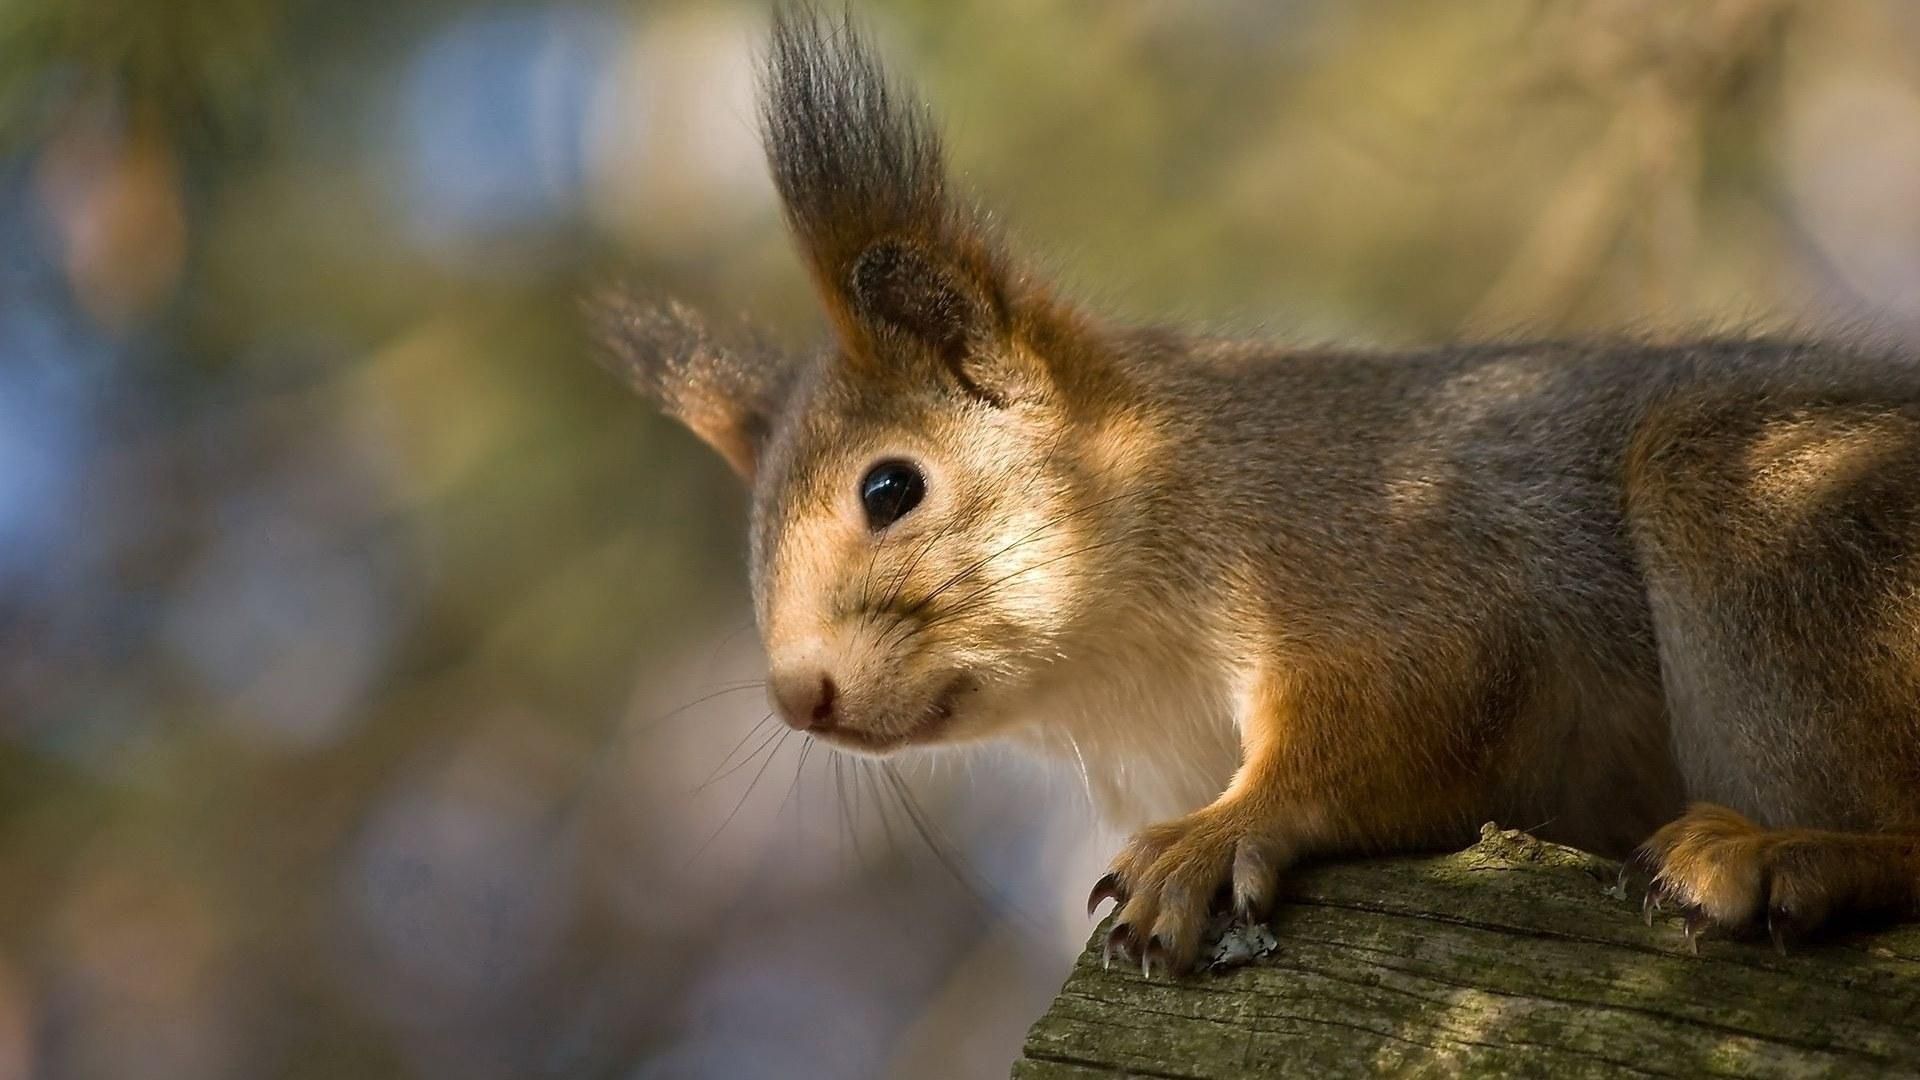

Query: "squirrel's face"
(594, 10), (1140, 756)
(746, 364), (1094, 753)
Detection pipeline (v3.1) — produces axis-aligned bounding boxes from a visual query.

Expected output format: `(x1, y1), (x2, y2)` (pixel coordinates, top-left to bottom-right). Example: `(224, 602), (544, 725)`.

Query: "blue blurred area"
(0, 320), (95, 589)
(398, 7), (619, 264)
(0, 172), (107, 594)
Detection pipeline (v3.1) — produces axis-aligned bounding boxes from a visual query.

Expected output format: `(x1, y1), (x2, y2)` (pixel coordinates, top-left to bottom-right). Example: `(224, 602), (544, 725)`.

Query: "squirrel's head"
(595, 8), (1154, 755)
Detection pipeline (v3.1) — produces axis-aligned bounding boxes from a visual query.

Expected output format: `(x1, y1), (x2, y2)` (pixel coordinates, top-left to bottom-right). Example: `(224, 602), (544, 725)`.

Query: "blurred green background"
(4, 0), (1918, 1076)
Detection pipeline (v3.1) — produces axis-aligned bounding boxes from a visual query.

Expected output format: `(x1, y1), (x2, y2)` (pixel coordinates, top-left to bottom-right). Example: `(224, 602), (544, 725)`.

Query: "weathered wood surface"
(1014, 824), (1920, 1078)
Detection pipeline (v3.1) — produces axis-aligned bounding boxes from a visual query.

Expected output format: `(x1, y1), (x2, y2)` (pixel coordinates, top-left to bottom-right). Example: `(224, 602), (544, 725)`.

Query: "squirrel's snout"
(771, 669), (838, 731)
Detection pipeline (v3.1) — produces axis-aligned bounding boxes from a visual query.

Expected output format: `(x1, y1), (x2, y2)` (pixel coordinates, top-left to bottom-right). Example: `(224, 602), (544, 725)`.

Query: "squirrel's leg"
(1089, 673), (1329, 976)
(1634, 805), (1920, 952)
(1625, 399), (1920, 947)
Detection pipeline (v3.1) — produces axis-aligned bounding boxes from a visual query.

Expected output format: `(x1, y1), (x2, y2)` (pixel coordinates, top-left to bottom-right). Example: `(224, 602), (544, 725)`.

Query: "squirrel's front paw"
(1087, 801), (1290, 977)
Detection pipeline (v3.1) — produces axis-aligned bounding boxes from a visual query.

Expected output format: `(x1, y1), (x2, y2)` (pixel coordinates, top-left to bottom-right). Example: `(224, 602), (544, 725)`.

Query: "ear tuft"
(761, 6), (950, 294)
(587, 291), (789, 480)
(760, 7), (1017, 366)
(759, 6), (1091, 404)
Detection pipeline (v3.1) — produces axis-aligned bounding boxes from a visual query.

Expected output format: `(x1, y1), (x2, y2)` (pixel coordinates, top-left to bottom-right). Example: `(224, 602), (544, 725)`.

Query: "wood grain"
(1015, 825), (1920, 1078)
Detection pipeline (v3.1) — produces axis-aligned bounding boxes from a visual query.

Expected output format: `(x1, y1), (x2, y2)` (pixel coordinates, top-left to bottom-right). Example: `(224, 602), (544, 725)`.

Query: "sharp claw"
(1143, 935), (1168, 980)
(1767, 904), (1799, 957)
(1087, 873), (1124, 918)
(1104, 922), (1135, 970)
(1682, 910), (1708, 956)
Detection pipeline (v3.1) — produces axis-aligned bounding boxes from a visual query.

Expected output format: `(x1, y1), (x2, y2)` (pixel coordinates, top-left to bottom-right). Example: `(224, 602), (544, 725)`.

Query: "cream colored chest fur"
(1013, 636), (1243, 829)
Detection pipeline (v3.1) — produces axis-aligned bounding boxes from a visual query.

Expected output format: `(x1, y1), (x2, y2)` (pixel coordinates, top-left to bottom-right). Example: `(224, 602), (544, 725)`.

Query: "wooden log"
(1014, 824), (1920, 1078)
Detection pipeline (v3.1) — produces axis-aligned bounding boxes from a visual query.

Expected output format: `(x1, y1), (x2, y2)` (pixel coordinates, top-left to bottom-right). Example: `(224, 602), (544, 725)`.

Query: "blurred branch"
(1466, 0), (1793, 331)
(0, 0), (285, 153)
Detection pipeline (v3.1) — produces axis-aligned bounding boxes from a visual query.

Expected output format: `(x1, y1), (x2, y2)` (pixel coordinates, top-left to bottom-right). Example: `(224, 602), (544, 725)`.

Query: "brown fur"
(596, 9), (1920, 974)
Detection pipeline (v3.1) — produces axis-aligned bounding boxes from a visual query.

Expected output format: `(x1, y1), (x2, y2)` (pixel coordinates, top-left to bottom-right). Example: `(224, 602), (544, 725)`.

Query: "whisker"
(851, 751), (866, 849)
(860, 500), (888, 608)
(864, 433), (1127, 652)
(702, 617), (761, 677)
(890, 476), (1059, 611)
(860, 759), (902, 858)
(870, 497), (1149, 662)
(633, 681), (769, 735)
(781, 738), (815, 816)
(691, 712), (782, 793)
(907, 488), (1146, 616)
(685, 727), (791, 868)
(881, 475), (998, 612)
(831, 758), (845, 868)
(879, 763), (1046, 943)
(883, 526), (947, 611)
(915, 530), (1147, 635)
(538, 675), (767, 840)
(834, 756), (865, 872)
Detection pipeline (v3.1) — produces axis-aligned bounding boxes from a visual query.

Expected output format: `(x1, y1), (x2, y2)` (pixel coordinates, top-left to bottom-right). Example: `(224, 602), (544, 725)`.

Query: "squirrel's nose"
(770, 669), (838, 731)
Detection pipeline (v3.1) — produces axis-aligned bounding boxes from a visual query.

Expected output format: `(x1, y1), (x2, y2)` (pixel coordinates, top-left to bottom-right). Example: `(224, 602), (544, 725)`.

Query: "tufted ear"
(760, 6), (1060, 404)
(849, 239), (989, 366)
(589, 293), (790, 481)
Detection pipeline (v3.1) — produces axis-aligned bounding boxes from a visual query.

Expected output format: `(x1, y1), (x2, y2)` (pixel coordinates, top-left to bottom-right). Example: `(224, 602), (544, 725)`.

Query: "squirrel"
(594, 7), (1920, 975)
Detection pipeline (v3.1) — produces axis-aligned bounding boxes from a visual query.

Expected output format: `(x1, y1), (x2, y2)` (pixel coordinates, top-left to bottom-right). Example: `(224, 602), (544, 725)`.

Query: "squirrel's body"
(1014, 336), (1920, 856)
(600, 9), (1920, 973)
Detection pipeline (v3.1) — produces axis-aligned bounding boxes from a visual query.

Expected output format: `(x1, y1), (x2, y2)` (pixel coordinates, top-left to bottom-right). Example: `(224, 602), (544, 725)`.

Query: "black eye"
(859, 460), (926, 530)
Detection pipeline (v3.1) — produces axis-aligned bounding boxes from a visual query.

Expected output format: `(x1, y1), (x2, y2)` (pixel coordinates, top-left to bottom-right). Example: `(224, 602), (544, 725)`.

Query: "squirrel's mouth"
(813, 675), (968, 754)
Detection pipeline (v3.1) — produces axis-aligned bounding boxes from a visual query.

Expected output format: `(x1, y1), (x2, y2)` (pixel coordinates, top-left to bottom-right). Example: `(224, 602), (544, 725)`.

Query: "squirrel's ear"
(761, 7), (1052, 404)
(589, 294), (788, 481)
(849, 239), (990, 367)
